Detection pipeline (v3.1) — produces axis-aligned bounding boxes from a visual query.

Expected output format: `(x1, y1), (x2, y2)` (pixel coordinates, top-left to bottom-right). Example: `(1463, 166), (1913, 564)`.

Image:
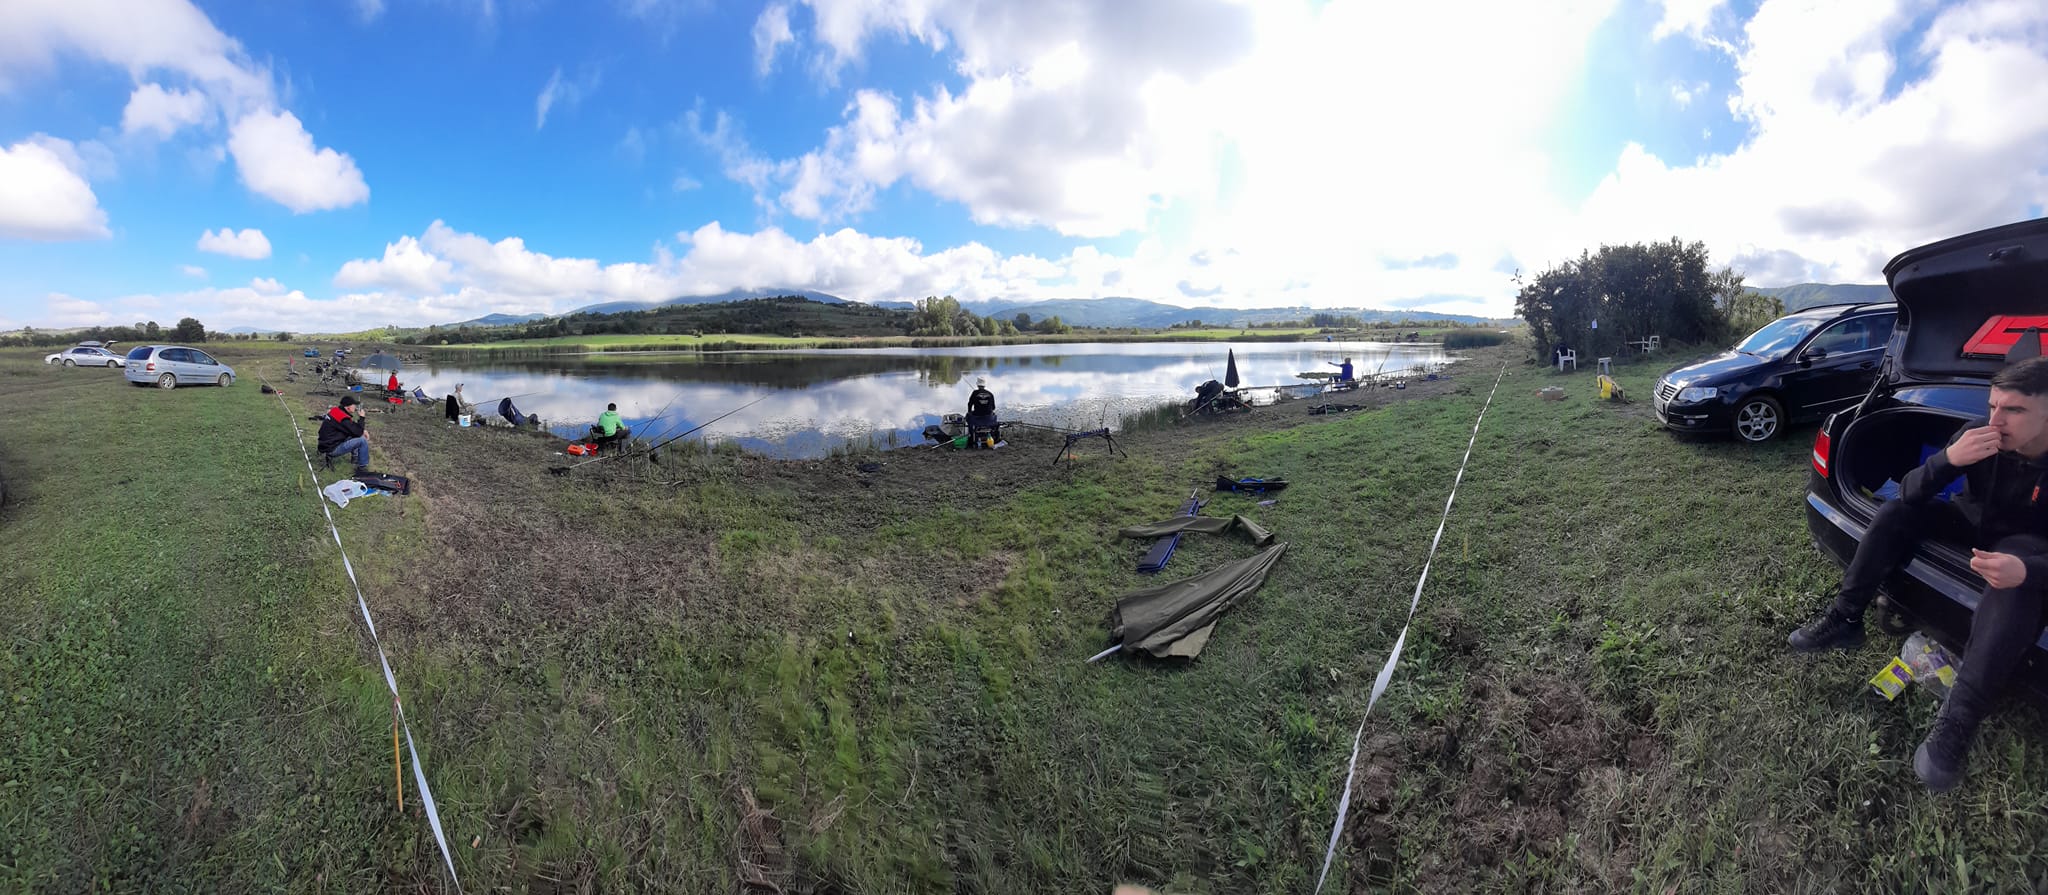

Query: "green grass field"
(2, 343), (2043, 892)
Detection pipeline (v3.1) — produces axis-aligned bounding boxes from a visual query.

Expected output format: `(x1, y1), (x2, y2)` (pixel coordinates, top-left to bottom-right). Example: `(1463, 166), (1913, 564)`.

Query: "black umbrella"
(361, 352), (403, 373)
(1224, 348), (1241, 389)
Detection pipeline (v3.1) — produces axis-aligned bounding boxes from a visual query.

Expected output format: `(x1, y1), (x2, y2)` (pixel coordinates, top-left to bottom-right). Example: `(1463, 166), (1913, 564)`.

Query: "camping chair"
(965, 416), (1003, 448)
(1556, 349), (1578, 372)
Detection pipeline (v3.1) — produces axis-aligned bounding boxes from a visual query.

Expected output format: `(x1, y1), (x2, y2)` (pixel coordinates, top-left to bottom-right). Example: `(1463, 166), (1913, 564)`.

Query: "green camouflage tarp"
(1118, 514), (1274, 547)
(1108, 543), (1287, 659)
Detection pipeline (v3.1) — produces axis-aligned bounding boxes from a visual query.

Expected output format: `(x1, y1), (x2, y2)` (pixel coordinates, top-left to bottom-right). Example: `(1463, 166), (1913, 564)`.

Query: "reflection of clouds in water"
(418, 341), (1450, 458)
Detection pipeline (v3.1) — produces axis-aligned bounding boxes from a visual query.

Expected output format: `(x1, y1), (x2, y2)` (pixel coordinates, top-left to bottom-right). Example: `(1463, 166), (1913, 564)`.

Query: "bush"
(1443, 330), (1510, 349)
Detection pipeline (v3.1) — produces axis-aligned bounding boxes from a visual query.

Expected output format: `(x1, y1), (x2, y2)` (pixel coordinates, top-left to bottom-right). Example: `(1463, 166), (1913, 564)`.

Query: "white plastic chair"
(1556, 349), (1578, 372)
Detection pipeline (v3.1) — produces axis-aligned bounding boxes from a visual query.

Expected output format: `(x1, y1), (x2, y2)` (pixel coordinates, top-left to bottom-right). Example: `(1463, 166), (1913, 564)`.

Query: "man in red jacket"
(317, 395), (371, 475)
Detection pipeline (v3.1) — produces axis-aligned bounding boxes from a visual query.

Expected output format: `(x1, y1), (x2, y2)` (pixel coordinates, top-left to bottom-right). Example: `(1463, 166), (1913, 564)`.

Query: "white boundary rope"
(269, 386), (463, 891)
(1312, 362), (1507, 893)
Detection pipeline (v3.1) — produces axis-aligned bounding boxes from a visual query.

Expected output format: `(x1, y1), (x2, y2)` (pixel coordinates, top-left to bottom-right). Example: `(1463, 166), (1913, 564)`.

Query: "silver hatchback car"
(123, 345), (236, 389)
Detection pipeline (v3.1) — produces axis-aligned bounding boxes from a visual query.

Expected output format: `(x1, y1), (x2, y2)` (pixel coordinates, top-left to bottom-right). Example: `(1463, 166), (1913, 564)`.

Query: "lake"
(401, 340), (1452, 458)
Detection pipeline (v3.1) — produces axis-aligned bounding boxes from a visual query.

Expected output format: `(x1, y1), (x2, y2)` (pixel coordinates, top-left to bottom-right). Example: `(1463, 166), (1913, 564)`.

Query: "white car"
(45, 346), (124, 368)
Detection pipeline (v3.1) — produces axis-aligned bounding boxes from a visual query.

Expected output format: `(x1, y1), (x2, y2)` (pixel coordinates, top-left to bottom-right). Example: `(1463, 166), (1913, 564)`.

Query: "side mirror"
(1800, 347), (1828, 365)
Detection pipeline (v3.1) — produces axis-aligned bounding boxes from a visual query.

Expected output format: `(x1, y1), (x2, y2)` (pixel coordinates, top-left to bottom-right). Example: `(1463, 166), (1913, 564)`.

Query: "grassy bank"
(3, 343), (2044, 891)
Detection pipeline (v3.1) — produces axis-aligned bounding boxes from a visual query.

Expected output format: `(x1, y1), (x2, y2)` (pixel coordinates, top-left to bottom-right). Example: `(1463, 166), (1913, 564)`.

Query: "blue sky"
(2, 0), (2046, 331)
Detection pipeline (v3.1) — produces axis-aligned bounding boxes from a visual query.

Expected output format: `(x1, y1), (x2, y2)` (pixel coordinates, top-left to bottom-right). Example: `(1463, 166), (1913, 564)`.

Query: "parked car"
(1653, 301), (1898, 442)
(44, 346), (125, 368)
(303, 347), (320, 357)
(1807, 216), (2048, 703)
(122, 345), (236, 389)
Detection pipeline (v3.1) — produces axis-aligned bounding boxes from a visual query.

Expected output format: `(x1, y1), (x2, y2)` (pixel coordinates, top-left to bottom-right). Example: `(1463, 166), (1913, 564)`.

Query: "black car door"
(1783, 313), (1894, 419)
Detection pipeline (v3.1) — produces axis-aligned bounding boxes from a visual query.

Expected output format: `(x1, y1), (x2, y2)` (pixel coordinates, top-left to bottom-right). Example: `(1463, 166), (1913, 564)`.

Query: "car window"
(190, 350), (217, 365)
(1737, 315), (1823, 359)
(163, 348), (190, 363)
(1809, 314), (1895, 355)
(126, 346), (153, 361)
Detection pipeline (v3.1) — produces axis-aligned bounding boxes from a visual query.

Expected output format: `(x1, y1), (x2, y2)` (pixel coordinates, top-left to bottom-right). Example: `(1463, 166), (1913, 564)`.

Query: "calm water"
(401, 341), (1452, 458)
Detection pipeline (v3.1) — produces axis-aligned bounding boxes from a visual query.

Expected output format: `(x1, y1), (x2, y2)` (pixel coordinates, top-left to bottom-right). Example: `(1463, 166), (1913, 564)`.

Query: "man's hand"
(1971, 548), (2027, 589)
(1946, 425), (2002, 466)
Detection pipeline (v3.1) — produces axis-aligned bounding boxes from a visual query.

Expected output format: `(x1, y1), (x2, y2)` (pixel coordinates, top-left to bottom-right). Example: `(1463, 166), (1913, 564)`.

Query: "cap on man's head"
(976, 377), (988, 388)
(339, 395), (359, 407)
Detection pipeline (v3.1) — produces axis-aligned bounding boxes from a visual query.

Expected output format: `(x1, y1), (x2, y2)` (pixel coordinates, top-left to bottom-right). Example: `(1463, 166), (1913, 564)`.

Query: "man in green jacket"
(588, 402), (630, 449)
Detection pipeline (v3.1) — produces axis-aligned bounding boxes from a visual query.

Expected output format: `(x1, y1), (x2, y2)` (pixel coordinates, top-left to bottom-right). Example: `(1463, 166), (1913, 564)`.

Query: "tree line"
(0, 317), (245, 348)
(1514, 238), (1785, 357)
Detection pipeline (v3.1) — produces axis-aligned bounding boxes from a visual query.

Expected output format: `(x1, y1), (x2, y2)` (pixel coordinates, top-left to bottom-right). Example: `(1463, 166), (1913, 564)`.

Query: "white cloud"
(43, 292), (115, 327)
(1670, 80), (1705, 108)
(536, 67), (600, 130)
(356, 0), (386, 23)
(0, 137), (110, 241)
(1652, 0), (1729, 42)
(121, 83), (209, 138)
(1569, 0), (2048, 287)
(180, 264), (207, 278)
(335, 235), (456, 294)
(1, 1), (371, 214)
(753, 4), (796, 76)
(196, 226), (272, 259)
(672, 173), (702, 192)
(227, 110), (370, 212)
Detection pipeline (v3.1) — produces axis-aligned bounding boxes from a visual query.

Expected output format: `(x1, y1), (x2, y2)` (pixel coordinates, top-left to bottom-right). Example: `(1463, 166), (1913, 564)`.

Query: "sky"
(2, 0), (2046, 332)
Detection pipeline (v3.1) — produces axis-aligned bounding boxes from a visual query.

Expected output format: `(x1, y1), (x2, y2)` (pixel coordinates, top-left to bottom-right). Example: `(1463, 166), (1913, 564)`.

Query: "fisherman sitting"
(965, 377), (999, 447)
(385, 371), (401, 394)
(588, 402), (631, 449)
(317, 395), (371, 475)
(1329, 357), (1356, 382)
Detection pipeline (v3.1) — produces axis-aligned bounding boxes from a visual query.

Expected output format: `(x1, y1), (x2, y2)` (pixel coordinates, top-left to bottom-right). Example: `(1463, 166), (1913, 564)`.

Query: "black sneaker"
(1787, 609), (1865, 652)
(1914, 714), (1976, 793)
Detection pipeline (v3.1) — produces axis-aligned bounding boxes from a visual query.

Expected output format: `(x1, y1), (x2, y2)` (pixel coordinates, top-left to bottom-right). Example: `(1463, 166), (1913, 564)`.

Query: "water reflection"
(407, 341), (1451, 458)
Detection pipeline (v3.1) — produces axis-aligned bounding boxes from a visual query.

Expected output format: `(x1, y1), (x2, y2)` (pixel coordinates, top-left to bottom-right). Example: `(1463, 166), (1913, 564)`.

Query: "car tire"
(1733, 395), (1783, 443)
(107, 360), (119, 368)
(217, 373), (232, 387)
(62, 358), (74, 368)
(158, 373), (177, 390)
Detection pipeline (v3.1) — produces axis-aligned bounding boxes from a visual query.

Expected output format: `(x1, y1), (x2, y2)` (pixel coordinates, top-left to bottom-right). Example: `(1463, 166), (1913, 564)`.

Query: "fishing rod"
(562, 392), (773, 471)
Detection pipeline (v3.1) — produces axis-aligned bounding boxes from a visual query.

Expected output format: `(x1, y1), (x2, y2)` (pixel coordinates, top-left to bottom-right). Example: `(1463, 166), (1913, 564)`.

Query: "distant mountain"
(1753, 283), (1892, 311)
(226, 326), (286, 335)
(451, 313), (548, 327)
(963, 296), (1495, 328)
(572, 288), (848, 317)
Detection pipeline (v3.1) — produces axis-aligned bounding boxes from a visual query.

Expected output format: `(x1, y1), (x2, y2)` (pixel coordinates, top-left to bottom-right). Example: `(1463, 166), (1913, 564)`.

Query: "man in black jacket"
(317, 395), (371, 475)
(1789, 356), (2048, 791)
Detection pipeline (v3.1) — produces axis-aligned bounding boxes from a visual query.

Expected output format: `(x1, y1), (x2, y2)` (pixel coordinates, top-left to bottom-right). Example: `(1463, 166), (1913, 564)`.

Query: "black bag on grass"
(352, 472), (412, 495)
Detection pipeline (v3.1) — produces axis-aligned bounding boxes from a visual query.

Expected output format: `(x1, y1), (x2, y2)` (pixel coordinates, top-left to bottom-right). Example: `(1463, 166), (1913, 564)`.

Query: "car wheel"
(62, 358), (74, 368)
(158, 373), (177, 390)
(1733, 395), (1782, 443)
(217, 373), (232, 387)
(107, 360), (119, 368)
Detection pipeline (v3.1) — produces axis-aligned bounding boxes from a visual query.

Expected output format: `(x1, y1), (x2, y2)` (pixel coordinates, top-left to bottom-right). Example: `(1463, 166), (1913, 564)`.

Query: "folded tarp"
(1107, 543), (1287, 659)
(1119, 514), (1274, 548)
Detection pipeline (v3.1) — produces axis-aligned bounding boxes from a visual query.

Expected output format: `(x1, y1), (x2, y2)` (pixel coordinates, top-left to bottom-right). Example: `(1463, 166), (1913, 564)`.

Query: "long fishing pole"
(564, 392), (772, 471)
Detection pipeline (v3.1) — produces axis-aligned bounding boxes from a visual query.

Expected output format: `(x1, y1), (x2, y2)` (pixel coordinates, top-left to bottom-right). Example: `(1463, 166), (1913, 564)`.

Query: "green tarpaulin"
(1108, 543), (1287, 659)
(1119, 514), (1274, 547)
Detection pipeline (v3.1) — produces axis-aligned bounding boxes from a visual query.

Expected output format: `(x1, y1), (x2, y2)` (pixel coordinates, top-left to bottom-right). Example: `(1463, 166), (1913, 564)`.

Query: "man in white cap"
(965, 376), (998, 446)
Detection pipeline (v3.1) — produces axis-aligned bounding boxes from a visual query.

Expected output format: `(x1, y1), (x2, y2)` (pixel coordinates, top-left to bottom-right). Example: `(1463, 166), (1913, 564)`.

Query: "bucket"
(458, 414), (473, 427)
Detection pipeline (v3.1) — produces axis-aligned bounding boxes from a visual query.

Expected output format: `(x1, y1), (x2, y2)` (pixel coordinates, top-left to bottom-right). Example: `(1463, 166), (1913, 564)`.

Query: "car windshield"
(1736, 315), (1824, 359)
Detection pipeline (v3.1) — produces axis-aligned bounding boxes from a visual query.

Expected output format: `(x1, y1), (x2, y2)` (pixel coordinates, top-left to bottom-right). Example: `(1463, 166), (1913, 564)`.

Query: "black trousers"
(1833, 499), (2047, 708)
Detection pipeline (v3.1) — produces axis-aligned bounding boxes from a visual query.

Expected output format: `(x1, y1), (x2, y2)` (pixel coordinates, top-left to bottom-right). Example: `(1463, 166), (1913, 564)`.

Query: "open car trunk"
(1834, 405), (1978, 578)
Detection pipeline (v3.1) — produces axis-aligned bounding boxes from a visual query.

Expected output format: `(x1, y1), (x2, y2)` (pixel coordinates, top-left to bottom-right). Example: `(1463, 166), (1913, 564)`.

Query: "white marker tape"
(269, 385), (463, 892)
(1312, 362), (1506, 894)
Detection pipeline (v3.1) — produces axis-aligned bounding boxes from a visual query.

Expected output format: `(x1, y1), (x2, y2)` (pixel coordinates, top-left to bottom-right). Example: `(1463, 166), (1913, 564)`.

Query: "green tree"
(1721, 289), (1785, 340)
(1013, 312), (1032, 330)
(1515, 238), (1727, 357)
(145, 321), (161, 338)
(273, 330), (292, 341)
(171, 317), (206, 343)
